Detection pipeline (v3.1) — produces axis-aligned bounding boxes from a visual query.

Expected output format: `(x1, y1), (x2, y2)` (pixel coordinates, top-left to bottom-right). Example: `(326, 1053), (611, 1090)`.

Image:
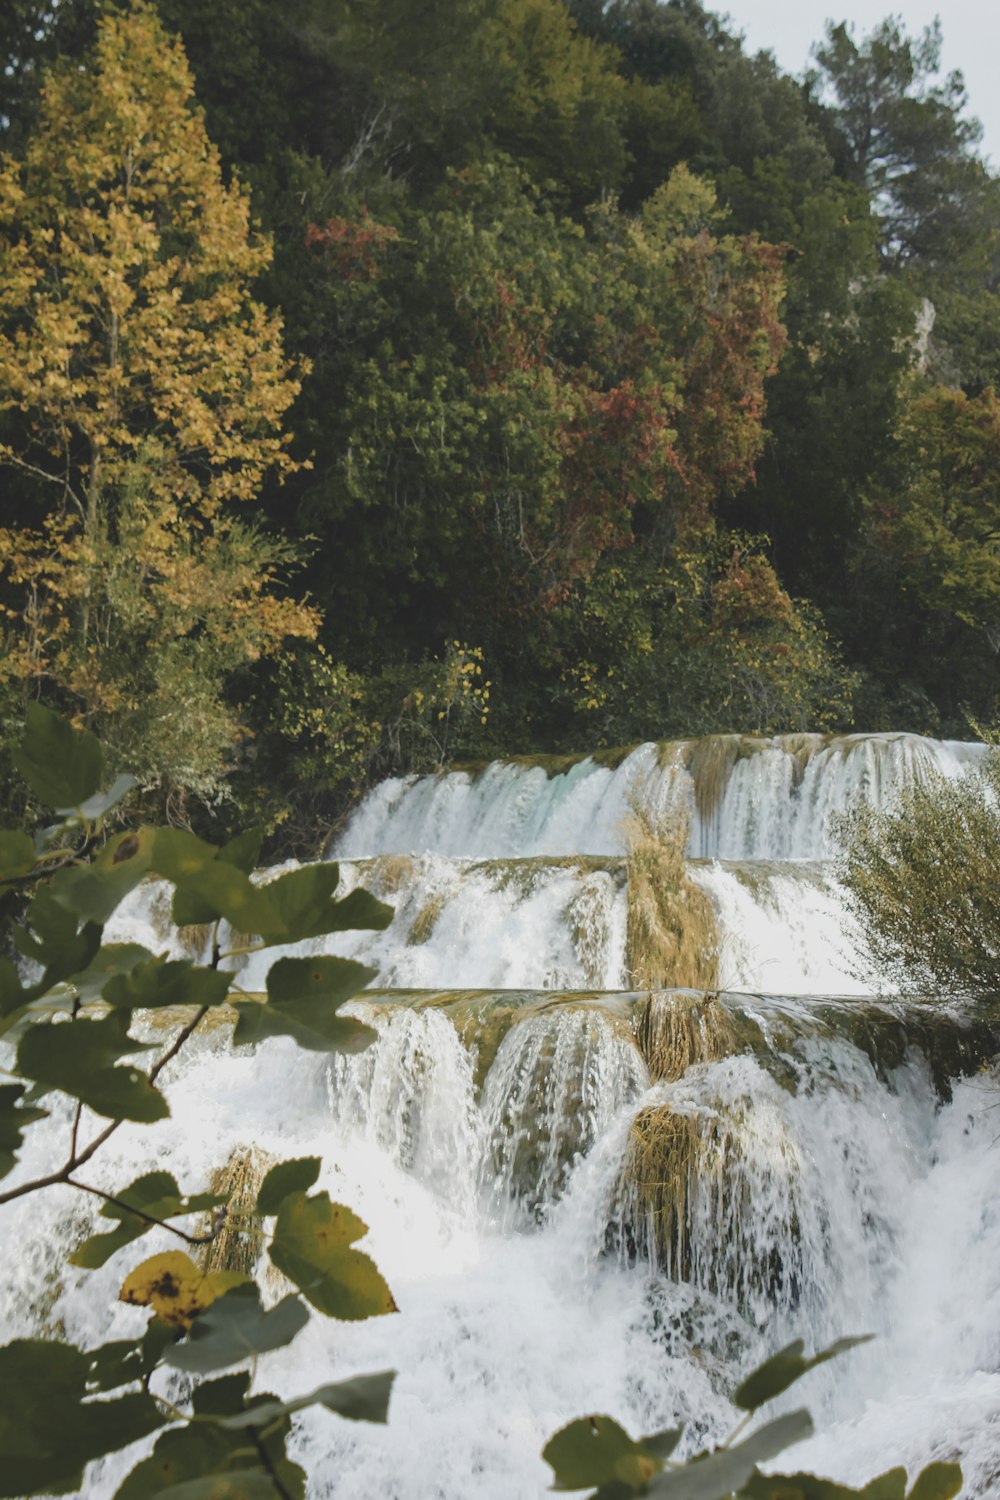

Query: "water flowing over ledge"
(336, 732), (986, 862)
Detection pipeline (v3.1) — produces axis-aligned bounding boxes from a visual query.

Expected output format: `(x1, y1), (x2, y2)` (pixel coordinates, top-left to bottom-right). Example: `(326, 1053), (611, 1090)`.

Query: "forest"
(1, 0), (999, 849)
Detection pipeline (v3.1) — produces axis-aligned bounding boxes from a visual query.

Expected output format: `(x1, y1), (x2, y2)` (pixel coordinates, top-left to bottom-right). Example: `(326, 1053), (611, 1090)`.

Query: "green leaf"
(104, 957), (232, 1012)
(743, 1474), (894, 1499)
(233, 956), (378, 1054)
(647, 1411), (814, 1498)
(17, 1012), (167, 1122)
(114, 1376), (303, 1500)
(212, 1369), (396, 1429)
(155, 1477), (285, 1500)
(641, 1430), (683, 1463)
(69, 944), (156, 1003)
(70, 1170), (225, 1269)
(49, 827), (156, 924)
(256, 1156), (321, 1215)
(0, 829), (36, 882)
(268, 1191), (398, 1320)
(907, 1465), (963, 1500)
(252, 864), (393, 944)
(85, 1320), (177, 1393)
(859, 1475), (907, 1500)
(0, 1083), (47, 1179)
(734, 1337), (874, 1412)
(218, 828), (265, 875)
(165, 1285), (310, 1373)
(543, 1415), (662, 1493)
(13, 887), (102, 984)
(0, 1339), (163, 1498)
(153, 829), (283, 935)
(12, 703), (104, 811)
(69, 774), (137, 822)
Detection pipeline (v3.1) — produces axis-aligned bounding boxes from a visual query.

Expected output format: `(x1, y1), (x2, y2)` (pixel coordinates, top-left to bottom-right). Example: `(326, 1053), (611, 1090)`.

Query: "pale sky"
(724, 0), (1000, 166)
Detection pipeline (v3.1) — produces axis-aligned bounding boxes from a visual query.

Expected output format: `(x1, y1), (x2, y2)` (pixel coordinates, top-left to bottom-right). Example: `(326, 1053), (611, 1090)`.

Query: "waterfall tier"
(337, 732), (985, 862)
(2, 992), (997, 1496)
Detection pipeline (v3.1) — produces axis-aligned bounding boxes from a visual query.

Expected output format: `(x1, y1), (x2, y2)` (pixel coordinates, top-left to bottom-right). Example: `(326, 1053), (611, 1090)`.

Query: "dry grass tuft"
(625, 795), (719, 992)
(199, 1144), (273, 1279)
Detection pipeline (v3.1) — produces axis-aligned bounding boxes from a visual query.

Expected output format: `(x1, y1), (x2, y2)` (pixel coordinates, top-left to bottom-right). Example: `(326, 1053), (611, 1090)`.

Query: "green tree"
(0, 2), (317, 805)
(811, 18), (997, 280)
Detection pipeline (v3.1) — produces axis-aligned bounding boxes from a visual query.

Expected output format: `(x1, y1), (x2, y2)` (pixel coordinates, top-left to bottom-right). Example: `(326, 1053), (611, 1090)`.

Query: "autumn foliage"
(0, 4), (316, 799)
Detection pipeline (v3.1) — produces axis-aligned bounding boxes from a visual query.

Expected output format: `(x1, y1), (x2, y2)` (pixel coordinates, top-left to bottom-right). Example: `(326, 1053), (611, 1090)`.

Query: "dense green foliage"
(1, 0), (999, 841)
(0, 709), (963, 1500)
(839, 749), (1000, 1004)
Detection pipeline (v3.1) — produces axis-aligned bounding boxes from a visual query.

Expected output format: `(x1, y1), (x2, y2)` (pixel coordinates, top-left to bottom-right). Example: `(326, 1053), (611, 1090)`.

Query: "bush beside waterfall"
(838, 749), (1000, 1005)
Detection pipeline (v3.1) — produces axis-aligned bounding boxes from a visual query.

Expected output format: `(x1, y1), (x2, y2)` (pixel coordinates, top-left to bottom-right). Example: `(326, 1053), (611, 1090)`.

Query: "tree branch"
(0, 1003), (211, 1207)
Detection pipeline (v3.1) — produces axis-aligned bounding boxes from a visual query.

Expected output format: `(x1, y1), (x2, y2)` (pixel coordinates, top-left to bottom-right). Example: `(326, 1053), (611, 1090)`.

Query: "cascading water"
(3, 731), (999, 1498)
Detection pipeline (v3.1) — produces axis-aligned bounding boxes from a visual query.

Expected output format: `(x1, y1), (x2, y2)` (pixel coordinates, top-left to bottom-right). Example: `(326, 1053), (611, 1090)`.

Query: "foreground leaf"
(12, 703), (104, 812)
(86, 1321), (178, 1392)
(212, 1369), (396, 1429)
(13, 887), (102, 986)
(0, 1083), (47, 1179)
(233, 956), (378, 1054)
(71, 1171), (225, 1269)
(268, 1191), (397, 1320)
(734, 1337), (874, 1412)
(120, 1252), (249, 1328)
(906, 1465), (963, 1500)
(165, 1285), (310, 1373)
(114, 1375), (304, 1500)
(742, 1464), (962, 1500)
(67, 943), (156, 1003)
(648, 1411), (814, 1498)
(543, 1415), (662, 1493)
(154, 1479), (285, 1500)
(49, 827), (157, 924)
(103, 957), (232, 1012)
(253, 864), (393, 944)
(0, 830), (36, 883)
(256, 1157), (321, 1215)
(0, 1339), (163, 1498)
(17, 1012), (167, 1122)
(153, 829), (283, 935)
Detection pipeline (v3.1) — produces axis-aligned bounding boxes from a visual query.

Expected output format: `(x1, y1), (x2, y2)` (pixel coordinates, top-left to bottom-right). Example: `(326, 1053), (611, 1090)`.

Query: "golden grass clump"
(625, 796), (719, 992)
(199, 1144), (274, 1279)
(407, 890), (447, 946)
(620, 1102), (722, 1280)
(637, 990), (743, 1083)
(368, 854), (417, 896)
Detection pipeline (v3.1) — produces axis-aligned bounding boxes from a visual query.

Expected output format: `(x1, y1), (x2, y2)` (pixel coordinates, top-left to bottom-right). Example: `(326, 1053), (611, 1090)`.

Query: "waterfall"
(3, 731), (999, 1498)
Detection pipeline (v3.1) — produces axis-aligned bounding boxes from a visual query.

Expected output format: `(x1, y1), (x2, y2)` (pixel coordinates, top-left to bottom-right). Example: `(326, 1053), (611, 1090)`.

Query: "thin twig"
(0, 1004), (211, 1207)
(250, 1428), (294, 1500)
(66, 1177), (223, 1246)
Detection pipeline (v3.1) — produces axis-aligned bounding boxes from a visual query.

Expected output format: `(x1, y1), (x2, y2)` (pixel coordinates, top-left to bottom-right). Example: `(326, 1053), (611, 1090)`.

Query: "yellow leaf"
(119, 1251), (249, 1328)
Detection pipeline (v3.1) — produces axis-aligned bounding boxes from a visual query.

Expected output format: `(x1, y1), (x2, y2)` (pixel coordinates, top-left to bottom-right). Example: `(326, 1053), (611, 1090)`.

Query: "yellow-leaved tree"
(0, 0), (317, 809)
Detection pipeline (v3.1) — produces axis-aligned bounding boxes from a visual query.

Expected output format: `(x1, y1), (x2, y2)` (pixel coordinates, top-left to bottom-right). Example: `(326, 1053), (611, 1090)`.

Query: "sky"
(724, 0), (1000, 166)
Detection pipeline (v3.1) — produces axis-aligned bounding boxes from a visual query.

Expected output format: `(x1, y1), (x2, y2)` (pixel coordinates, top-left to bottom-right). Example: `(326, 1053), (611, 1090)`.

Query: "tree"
(0, 3), (317, 804)
(865, 385), (1000, 643)
(811, 18), (997, 280)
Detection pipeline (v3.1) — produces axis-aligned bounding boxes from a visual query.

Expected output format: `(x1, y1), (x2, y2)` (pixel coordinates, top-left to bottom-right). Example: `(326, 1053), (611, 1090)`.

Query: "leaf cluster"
(542, 1336), (960, 1500)
(0, 706), (398, 1497)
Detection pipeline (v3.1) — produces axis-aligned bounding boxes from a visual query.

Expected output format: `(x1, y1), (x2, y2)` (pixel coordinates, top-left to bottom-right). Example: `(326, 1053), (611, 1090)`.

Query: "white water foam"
(3, 1001), (998, 1497)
